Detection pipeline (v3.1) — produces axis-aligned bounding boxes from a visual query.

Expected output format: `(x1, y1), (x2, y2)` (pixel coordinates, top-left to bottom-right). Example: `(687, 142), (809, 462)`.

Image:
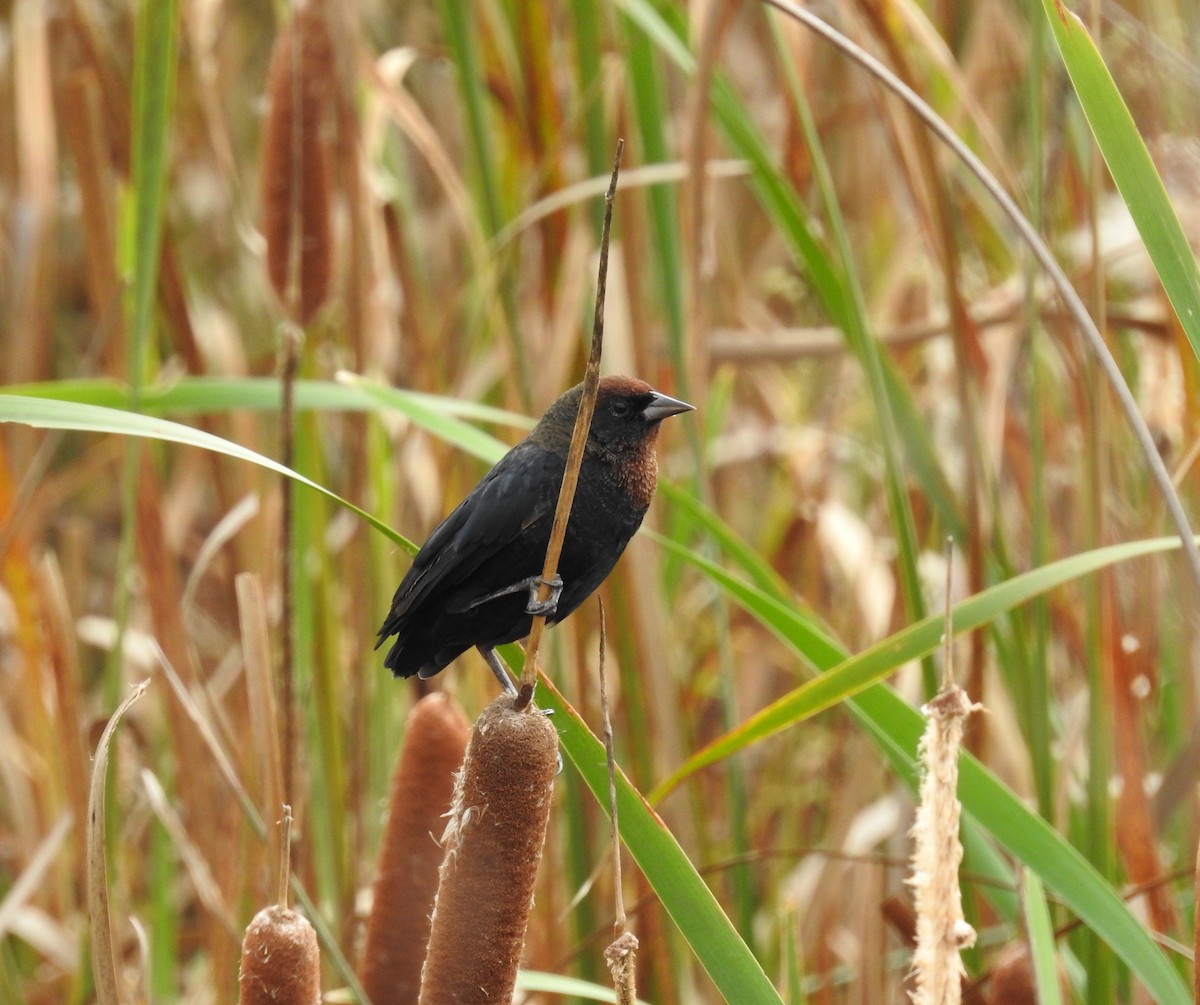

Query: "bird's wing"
(387, 441), (560, 620)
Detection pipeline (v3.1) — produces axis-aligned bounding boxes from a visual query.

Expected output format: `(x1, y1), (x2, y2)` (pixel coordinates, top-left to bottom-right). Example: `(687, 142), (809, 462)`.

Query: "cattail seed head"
(360, 693), (471, 1005)
(417, 695), (559, 1005)
(238, 905), (320, 1005)
(908, 684), (980, 1005)
(260, 1), (333, 325)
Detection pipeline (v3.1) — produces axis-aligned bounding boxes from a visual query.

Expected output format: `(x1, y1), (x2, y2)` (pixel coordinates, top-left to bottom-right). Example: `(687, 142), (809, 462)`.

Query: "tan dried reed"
(417, 695), (559, 1005)
(598, 601), (640, 1005)
(260, 1), (333, 325)
(34, 553), (90, 834)
(359, 693), (471, 1005)
(908, 684), (980, 1005)
(59, 69), (121, 355)
(87, 681), (150, 1005)
(237, 572), (285, 897)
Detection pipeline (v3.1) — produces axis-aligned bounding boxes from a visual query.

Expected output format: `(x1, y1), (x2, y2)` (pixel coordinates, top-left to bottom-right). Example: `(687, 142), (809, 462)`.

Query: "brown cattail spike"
(417, 694), (559, 1005)
(238, 905), (320, 1005)
(260, 1), (333, 325)
(360, 693), (471, 1005)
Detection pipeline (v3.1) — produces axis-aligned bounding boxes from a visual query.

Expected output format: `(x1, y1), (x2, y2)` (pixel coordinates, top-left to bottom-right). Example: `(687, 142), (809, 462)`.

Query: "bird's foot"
(465, 574), (563, 617)
(525, 575), (563, 617)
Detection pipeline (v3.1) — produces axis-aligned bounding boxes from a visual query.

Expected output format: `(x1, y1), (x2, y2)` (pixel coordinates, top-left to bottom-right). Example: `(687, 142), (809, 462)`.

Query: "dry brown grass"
(3, 0), (1200, 1002)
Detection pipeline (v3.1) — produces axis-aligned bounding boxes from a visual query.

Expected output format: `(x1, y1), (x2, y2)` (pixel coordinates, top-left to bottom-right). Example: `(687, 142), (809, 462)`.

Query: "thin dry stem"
(598, 599), (625, 930)
(278, 805), (293, 909)
(237, 572), (284, 888)
(279, 322), (300, 809)
(598, 598), (640, 1004)
(0, 812), (73, 937)
(35, 553), (90, 830)
(518, 138), (624, 704)
(151, 641), (266, 840)
(140, 770), (237, 935)
(88, 681), (150, 1005)
(942, 536), (955, 691)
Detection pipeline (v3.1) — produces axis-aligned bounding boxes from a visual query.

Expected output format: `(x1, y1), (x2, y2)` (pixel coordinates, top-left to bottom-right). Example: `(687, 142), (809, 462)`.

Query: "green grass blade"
(128, 0), (178, 393)
(516, 970), (653, 1004)
(3, 376), (531, 431)
(0, 396), (409, 551)
(1041, 0), (1200, 358)
(434, 0), (502, 238)
(649, 534), (1188, 1003)
(533, 674), (784, 1005)
(659, 483), (795, 601)
(655, 536), (1177, 790)
(1021, 868), (1065, 1005)
(620, 11), (687, 386)
(569, 0), (609, 232)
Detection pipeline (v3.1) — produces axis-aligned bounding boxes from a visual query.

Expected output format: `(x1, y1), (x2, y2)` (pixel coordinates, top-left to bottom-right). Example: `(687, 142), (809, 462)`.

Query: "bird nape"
(375, 376), (693, 694)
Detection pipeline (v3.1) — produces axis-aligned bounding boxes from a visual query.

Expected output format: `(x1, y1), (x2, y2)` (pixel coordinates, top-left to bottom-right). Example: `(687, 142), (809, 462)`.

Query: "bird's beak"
(643, 390), (695, 423)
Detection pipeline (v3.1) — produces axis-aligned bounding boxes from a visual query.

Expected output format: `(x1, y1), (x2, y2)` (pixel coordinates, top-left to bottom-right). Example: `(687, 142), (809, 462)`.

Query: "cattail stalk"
(519, 139), (623, 702)
(598, 601), (639, 1005)
(360, 694), (471, 1005)
(417, 694), (559, 1004)
(237, 573), (285, 893)
(908, 684), (978, 1004)
(261, 0), (335, 818)
(238, 810), (320, 1005)
(909, 544), (979, 1004)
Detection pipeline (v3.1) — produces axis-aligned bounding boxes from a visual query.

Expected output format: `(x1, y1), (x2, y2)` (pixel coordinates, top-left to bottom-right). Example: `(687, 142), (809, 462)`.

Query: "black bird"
(376, 376), (693, 692)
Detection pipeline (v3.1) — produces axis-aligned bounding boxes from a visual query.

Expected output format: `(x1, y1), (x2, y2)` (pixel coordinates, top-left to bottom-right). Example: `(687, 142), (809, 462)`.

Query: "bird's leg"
(477, 645), (518, 696)
(465, 574), (564, 617)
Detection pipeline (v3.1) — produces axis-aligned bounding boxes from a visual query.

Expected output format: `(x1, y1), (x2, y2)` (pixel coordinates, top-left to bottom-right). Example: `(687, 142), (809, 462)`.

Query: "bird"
(376, 375), (693, 693)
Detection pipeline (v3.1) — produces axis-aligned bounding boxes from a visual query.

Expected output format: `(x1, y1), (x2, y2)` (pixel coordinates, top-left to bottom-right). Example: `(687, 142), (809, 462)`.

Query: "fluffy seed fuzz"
(908, 685), (980, 1005)
(417, 695), (559, 1005)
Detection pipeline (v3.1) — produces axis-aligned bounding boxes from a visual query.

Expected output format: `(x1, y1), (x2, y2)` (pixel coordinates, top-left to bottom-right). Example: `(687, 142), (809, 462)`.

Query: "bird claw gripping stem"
(465, 575), (564, 617)
(525, 575), (563, 617)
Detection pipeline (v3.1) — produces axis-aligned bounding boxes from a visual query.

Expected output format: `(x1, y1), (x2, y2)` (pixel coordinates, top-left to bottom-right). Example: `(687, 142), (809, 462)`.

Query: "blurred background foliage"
(3, 0), (1200, 1001)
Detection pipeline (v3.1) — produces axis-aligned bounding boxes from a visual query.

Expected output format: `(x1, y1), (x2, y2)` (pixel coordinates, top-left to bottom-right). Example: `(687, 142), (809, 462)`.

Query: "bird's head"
(537, 376), (694, 456)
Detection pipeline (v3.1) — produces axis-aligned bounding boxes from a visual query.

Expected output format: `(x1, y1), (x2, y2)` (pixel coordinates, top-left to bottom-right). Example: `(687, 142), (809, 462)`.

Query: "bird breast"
(608, 440), (658, 511)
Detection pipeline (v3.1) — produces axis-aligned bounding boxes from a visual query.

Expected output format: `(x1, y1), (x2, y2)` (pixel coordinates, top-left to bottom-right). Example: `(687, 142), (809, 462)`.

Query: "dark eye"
(610, 399), (631, 417)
